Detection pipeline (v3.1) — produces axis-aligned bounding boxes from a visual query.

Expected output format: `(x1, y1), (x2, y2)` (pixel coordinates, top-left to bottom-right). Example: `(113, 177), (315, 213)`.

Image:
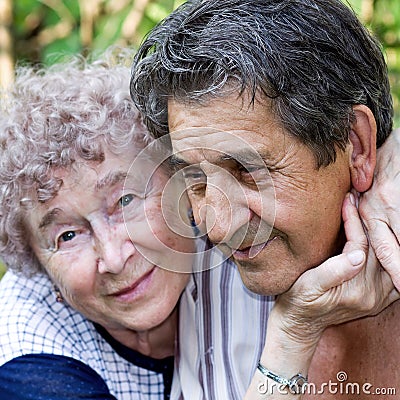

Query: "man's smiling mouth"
(233, 236), (278, 259)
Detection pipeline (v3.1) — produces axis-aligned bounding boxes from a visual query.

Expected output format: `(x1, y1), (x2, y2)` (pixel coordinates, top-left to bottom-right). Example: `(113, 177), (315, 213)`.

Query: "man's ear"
(349, 105), (377, 193)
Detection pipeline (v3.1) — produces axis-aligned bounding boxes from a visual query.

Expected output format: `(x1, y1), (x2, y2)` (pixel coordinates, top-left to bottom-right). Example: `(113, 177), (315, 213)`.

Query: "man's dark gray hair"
(131, 0), (393, 167)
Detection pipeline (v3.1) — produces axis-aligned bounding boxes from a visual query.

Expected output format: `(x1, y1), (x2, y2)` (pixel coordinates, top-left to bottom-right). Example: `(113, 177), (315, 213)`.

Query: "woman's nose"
(94, 222), (136, 274)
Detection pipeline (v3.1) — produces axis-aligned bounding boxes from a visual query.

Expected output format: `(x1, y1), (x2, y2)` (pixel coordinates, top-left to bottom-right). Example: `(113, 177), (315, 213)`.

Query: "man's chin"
(235, 261), (292, 296)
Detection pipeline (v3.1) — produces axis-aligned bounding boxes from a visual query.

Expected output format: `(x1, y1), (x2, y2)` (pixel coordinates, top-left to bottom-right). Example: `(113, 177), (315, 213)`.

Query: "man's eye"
(182, 167), (206, 182)
(60, 231), (76, 242)
(184, 173), (206, 181)
(238, 163), (262, 174)
(119, 194), (135, 207)
(182, 168), (207, 195)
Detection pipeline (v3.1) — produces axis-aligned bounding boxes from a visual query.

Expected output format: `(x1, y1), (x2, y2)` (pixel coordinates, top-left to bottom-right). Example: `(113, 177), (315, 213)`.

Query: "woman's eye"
(54, 228), (90, 251)
(119, 194), (135, 207)
(60, 231), (76, 242)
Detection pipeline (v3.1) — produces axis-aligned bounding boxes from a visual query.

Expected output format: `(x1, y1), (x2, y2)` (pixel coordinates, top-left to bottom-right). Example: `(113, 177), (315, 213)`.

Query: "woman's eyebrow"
(38, 208), (63, 230)
(95, 171), (128, 190)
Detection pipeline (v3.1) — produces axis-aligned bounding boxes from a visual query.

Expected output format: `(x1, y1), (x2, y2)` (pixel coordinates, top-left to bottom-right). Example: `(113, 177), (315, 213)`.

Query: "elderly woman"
(0, 57), (191, 399)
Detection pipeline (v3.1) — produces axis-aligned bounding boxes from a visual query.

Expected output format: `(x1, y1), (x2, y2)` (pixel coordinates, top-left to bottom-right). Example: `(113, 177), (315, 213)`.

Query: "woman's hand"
(273, 192), (398, 346)
(359, 128), (400, 290)
(245, 193), (399, 399)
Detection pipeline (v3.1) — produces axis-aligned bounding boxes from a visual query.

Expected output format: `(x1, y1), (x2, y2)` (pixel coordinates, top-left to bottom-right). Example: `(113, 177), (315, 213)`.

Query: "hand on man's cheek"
(359, 128), (400, 291)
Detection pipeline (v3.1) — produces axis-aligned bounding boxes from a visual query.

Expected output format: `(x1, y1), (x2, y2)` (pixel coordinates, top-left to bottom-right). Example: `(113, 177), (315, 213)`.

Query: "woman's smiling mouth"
(110, 267), (156, 301)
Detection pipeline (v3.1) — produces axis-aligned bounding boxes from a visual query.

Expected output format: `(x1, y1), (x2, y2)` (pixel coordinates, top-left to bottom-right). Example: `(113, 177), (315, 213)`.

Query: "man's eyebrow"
(169, 150), (271, 168)
(169, 155), (190, 168)
(38, 208), (62, 230)
(220, 149), (270, 165)
(95, 171), (128, 190)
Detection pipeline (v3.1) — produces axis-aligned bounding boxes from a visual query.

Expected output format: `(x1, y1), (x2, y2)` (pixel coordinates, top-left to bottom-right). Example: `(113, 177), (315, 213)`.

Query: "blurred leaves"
(348, 0), (400, 126)
(11, 0), (185, 64)
(368, 0), (400, 127)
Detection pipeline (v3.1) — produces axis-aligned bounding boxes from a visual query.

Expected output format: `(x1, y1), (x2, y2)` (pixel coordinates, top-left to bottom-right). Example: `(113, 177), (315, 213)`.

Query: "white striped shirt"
(173, 239), (274, 399)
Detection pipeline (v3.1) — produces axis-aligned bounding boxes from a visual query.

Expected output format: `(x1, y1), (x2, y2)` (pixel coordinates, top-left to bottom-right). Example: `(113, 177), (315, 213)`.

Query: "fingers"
(365, 219), (400, 291)
(295, 195), (367, 295)
(360, 183), (400, 288)
(342, 192), (382, 285)
(300, 251), (365, 294)
(342, 192), (368, 254)
(358, 130), (400, 290)
(360, 183), (400, 247)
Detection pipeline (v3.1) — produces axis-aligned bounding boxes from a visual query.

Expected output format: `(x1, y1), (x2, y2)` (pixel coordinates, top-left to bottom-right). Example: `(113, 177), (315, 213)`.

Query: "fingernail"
(349, 193), (355, 206)
(347, 250), (365, 266)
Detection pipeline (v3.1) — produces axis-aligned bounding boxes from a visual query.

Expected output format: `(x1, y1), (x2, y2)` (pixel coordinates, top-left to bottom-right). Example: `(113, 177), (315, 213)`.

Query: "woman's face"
(27, 143), (194, 337)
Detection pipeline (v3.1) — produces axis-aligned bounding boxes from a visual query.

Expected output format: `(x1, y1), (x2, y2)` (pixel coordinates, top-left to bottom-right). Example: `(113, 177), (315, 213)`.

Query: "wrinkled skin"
(27, 145), (194, 358)
(359, 128), (400, 291)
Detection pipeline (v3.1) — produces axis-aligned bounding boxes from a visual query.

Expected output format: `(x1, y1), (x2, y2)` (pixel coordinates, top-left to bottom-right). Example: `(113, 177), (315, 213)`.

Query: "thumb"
(301, 250), (365, 294)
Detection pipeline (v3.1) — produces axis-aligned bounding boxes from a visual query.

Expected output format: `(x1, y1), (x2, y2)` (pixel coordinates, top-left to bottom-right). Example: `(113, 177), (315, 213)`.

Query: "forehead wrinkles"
(172, 125), (255, 149)
(171, 129), (276, 170)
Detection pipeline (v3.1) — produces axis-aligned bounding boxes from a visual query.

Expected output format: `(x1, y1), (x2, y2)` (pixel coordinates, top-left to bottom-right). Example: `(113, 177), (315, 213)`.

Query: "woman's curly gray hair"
(0, 52), (151, 275)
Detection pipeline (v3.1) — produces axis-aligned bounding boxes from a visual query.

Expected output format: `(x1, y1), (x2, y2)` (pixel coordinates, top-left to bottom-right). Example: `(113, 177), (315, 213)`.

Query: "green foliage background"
(0, 0), (400, 279)
(12, 0), (185, 63)
(350, 0), (400, 127)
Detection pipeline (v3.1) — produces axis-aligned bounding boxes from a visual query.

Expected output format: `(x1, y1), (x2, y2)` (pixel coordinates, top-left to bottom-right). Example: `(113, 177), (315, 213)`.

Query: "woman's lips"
(110, 267), (156, 301)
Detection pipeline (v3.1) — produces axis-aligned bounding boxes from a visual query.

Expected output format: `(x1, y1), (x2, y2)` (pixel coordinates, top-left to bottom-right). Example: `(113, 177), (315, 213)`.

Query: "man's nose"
(93, 221), (136, 274)
(201, 173), (250, 246)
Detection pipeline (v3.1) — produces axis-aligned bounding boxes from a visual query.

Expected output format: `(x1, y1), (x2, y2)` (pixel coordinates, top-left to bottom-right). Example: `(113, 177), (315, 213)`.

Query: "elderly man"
(131, 0), (400, 397)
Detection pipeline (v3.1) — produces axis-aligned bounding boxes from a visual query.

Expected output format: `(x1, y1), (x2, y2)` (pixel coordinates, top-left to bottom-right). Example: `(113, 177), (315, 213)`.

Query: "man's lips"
(233, 236), (278, 259)
(109, 267), (155, 299)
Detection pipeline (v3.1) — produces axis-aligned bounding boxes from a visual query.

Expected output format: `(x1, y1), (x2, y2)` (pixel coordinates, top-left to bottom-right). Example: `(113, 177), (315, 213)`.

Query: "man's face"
(27, 144), (193, 338)
(168, 94), (352, 295)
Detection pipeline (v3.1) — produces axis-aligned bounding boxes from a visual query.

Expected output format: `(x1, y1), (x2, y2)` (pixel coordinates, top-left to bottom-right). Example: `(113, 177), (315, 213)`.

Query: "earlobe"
(349, 105), (377, 193)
